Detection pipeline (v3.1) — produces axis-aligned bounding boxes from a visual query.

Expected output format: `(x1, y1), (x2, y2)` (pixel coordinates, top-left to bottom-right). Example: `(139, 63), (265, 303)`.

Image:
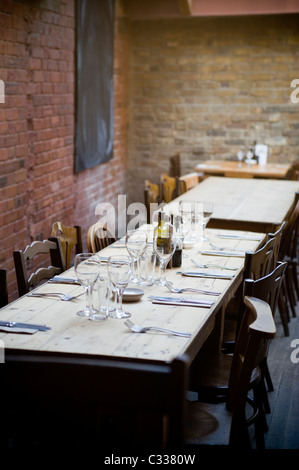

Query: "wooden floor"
(264, 300), (299, 450)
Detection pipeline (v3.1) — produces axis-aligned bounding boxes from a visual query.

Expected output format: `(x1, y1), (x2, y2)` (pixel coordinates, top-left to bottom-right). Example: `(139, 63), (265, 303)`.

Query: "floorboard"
(264, 302), (299, 450)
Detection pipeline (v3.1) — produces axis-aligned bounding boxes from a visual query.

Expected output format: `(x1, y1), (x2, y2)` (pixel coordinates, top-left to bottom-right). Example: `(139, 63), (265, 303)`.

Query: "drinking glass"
(107, 255), (132, 319)
(196, 201), (213, 241)
(125, 229), (147, 284)
(237, 150), (244, 167)
(74, 253), (103, 320)
(179, 200), (194, 245)
(153, 223), (176, 286)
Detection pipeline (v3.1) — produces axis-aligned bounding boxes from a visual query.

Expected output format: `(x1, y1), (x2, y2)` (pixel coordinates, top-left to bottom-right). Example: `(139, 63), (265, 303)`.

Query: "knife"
(180, 271), (235, 280)
(149, 296), (214, 307)
(200, 250), (245, 257)
(218, 234), (261, 241)
(0, 320), (51, 331)
(49, 276), (80, 285)
(149, 295), (213, 304)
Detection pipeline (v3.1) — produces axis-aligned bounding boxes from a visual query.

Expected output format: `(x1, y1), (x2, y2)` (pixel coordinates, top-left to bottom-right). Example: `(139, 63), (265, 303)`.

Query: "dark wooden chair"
(189, 262), (285, 429)
(144, 179), (161, 223)
(178, 172), (202, 195)
(277, 196), (299, 320)
(13, 237), (65, 297)
(0, 268), (8, 307)
(1, 351), (188, 451)
(51, 222), (83, 269)
(169, 153), (181, 178)
(87, 222), (117, 253)
(160, 173), (177, 203)
(187, 296), (276, 449)
(223, 236), (277, 346)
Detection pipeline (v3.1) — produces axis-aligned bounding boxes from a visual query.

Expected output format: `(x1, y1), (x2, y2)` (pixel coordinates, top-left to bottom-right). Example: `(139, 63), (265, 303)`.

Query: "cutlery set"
(0, 320), (50, 332)
(1, 237), (247, 336)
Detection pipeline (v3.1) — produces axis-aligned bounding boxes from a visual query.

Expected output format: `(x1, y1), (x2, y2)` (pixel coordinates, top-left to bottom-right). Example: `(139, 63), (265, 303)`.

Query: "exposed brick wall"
(126, 14), (299, 205)
(0, 0), (130, 301)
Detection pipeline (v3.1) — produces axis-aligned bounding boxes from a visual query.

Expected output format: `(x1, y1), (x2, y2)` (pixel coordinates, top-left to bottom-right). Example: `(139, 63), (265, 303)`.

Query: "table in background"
(172, 176), (299, 233)
(195, 160), (293, 179)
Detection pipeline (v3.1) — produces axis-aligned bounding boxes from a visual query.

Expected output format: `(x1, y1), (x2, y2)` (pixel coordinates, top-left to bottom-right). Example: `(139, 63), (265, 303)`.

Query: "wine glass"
(125, 229), (147, 284)
(179, 201), (195, 244)
(196, 201), (213, 241)
(237, 150), (244, 167)
(107, 255), (132, 319)
(74, 253), (104, 320)
(153, 222), (176, 286)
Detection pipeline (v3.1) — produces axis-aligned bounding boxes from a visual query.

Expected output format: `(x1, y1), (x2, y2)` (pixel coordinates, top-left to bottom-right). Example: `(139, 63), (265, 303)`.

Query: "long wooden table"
(0, 228), (265, 364)
(0, 227), (267, 450)
(172, 176), (299, 233)
(195, 159), (293, 179)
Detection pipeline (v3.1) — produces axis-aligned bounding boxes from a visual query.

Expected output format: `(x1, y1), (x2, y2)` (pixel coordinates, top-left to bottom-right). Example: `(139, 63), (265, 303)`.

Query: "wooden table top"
(0, 227), (265, 365)
(172, 176), (299, 233)
(195, 159), (293, 179)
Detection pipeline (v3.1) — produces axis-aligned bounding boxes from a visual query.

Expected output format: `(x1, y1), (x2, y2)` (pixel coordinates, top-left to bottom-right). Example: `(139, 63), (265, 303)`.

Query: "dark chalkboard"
(75, 0), (114, 173)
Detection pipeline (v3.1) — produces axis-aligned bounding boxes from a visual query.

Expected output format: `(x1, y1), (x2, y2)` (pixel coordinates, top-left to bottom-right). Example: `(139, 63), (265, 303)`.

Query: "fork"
(164, 282), (220, 296)
(191, 259), (238, 271)
(124, 319), (191, 337)
(26, 292), (85, 301)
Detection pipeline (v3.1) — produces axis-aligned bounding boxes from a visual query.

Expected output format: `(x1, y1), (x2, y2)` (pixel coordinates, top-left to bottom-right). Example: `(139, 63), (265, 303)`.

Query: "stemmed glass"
(107, 255), (132, 319)
(74, 253), (104, 320)
(196, 201), (213, 241)
(153, 222), (176, 286)
(125, 229), (147, 284)
(179, 200), (194, 245)
(237, 150), (244, 167)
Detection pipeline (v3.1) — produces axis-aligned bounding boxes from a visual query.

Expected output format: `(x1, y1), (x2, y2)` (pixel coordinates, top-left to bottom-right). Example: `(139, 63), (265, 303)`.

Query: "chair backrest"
(0, 268), (8, 308)
(234, 237), (276, 335)
(243, 261), (287, 319)
(51, 222), (83, 269)
(169, 154), (181, 178)
(243, 236), (276, 281)
(87, 222), (117, 253)
(178, 172), (201, 194)
(227, 296), (276, 446)
(278, 196), (299, 260)
(3, 350), (189, 451)
(13, 237), (65, 297)
(144, 179), (161, 223)
(160, 173), (177, 203)
(267, 220), (286, 269)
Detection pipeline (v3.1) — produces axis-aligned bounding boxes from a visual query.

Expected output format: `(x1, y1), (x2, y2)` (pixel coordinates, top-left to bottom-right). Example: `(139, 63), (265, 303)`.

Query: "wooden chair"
(223, 236), (277, 346)
(277, 196), (299, 320)
(2, 350), (188, 451)
(87, 222), (117, 253)
(0, 268), (8, 307)
(189, 262), (286, 428)
(268, 221), (290, 336)
(13, 237), (65, 297)
(169, 154), (181, 178)
(178, 172), (202, 195)
(144, 179), (161, 223)
(51, 222), (83, 269)
(289, 161), (299, 180)
(187, 296), (276, 449)
(160, 173), (177, 203)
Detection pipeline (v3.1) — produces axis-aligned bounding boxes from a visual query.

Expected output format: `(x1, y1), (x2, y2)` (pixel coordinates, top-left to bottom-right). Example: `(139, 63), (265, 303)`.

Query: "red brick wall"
(0, 0), (130, 301)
